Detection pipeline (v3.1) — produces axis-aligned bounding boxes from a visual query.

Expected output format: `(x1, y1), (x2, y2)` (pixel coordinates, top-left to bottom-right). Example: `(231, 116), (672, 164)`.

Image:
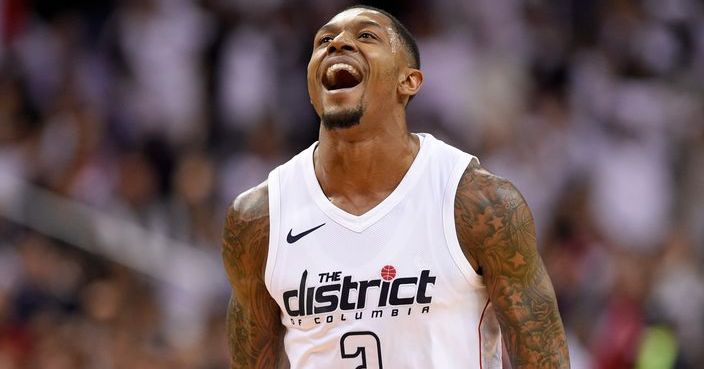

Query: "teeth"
(325, 63), (361, 81)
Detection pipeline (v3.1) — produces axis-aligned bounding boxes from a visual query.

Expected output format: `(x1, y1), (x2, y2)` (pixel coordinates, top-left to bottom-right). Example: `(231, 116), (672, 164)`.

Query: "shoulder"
(222, 181), (270, 283)
(454, 161), (534, 266)
(454, 160), (525, 214)
(229, 181), (269, 223)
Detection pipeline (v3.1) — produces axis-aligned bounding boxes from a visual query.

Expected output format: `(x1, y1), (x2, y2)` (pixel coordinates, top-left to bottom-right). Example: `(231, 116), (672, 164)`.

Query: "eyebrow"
(316, 19), (386, 36)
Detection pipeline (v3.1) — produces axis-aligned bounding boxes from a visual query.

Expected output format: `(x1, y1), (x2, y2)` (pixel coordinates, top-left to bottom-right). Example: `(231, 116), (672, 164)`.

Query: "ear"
(398, 68), (423, 103)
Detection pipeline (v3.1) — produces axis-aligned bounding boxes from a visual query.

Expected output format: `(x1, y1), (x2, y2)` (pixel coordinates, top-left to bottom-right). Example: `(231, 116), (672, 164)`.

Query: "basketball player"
(222, 5), (570, 369)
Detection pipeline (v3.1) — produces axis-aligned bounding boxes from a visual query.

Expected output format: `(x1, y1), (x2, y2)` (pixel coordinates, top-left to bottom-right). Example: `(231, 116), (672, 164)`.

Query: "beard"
(321, 105), (364, 130)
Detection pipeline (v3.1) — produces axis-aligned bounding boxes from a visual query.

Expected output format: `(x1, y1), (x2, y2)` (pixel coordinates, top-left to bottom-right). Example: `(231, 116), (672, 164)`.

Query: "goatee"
(321, 106), (364, 129)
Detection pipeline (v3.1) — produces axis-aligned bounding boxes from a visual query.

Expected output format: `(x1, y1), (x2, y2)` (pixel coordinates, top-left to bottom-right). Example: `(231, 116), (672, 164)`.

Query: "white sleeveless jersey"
(265, 133), (501, 369)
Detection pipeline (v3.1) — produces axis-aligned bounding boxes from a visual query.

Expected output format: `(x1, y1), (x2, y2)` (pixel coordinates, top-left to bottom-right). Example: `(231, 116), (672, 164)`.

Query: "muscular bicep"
(226, 287), (285, 369)
(455, 167), (569, 368)
(480, 200), (567, 369)
(222, 185), (288, 369)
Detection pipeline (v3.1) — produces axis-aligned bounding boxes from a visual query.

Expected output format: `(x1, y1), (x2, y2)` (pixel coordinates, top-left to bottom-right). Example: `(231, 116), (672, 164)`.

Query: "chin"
(321, 105), (364, 129)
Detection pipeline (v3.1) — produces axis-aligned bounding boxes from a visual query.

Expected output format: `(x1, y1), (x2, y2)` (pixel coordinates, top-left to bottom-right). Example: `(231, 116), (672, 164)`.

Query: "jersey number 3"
(339, 331), (383, 369)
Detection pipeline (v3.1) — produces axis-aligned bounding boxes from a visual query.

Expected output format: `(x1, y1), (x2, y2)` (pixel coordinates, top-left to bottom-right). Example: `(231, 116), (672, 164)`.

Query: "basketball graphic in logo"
(380, 265), (397, 281)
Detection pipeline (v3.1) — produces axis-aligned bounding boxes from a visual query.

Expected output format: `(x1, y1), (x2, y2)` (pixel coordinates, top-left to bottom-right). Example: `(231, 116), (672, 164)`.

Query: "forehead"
(318, 9), (393, 33)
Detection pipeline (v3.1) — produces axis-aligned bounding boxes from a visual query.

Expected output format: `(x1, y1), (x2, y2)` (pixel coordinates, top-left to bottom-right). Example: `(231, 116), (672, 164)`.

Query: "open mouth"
(322, 63), (362, 91)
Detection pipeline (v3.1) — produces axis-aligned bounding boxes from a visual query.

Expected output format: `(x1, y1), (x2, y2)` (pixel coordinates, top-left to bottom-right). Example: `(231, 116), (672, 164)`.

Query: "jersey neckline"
(302, 133), (432, 233)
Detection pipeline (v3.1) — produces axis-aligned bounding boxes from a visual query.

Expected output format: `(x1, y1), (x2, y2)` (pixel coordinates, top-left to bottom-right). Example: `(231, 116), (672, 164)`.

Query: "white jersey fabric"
(265, 133), (501, 369)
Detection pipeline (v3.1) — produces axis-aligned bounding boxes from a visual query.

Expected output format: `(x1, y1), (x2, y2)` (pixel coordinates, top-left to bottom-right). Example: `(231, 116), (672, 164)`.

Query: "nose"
(327, 32), (356, 54)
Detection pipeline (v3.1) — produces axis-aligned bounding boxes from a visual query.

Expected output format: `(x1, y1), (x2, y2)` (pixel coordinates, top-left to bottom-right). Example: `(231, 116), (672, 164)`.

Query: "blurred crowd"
(0, 0), (703, 368)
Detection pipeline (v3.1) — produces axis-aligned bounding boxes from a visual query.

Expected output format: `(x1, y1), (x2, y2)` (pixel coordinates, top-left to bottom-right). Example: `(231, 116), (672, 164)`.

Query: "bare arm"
(455, 162), (569, 368)
(222, 183), (288, 369)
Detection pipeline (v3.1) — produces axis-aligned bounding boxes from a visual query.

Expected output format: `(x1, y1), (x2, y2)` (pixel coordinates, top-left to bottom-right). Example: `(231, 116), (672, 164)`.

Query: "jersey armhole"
(442, 155), (485, 289)
(264, 168), (281, 296)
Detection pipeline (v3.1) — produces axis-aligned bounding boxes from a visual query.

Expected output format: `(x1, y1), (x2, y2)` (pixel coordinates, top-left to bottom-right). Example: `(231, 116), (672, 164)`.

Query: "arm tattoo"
(455, 163), (570, 368)
(222, 183), (288, 369)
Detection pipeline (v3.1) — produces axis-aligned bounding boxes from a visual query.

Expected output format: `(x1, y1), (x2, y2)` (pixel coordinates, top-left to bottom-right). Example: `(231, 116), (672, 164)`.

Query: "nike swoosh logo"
(287, 223), (326, 244)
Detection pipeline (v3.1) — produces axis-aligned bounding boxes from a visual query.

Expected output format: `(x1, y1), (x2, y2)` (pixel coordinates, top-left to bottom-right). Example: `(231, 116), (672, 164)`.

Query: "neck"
(313, 112), (420, 214)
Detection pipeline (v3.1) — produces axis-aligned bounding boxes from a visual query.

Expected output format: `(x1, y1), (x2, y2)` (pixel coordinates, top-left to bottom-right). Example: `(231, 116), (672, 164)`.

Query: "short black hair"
(343, 5), (420, 69)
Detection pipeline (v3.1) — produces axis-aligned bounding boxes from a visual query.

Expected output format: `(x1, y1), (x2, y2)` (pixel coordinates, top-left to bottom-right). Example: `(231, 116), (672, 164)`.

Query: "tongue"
(327, 69), (360, 90)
